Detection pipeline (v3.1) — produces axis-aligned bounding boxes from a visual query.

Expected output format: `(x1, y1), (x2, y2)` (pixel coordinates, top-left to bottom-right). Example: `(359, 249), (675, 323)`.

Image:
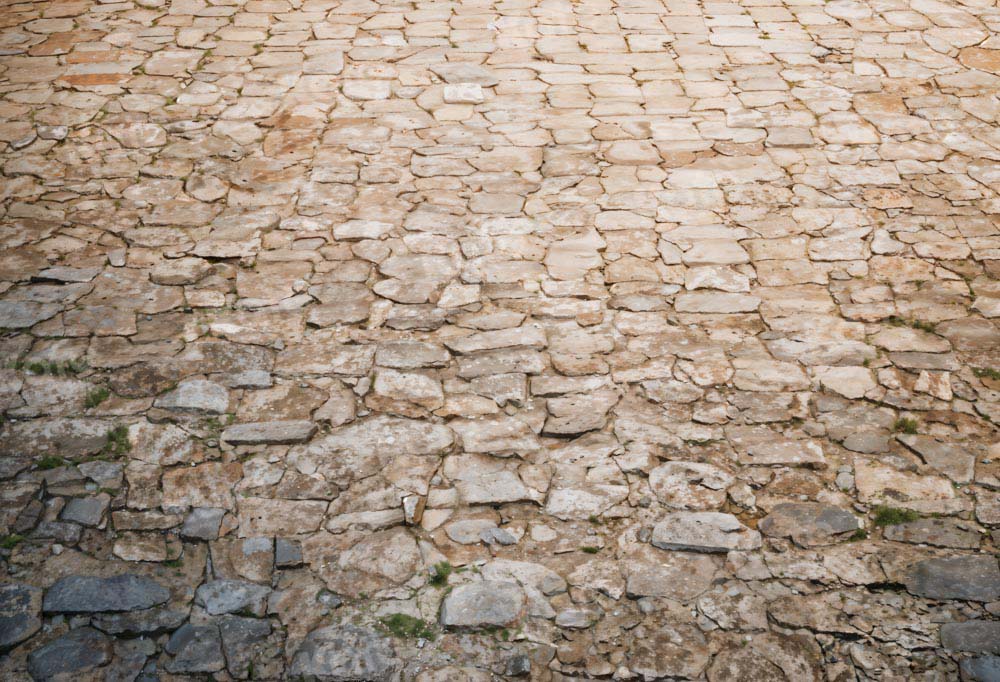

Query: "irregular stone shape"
(372, 368), (444, 409)
(742, 440), (827, 468)
(709, 631), (823, 681)
(758, 503), (859, 548)
(883, 518), (981, 549)
(904, 556), (1000, 602)
(60, 494), (110, 527)
(648, 461), (733, 510)
(43, 574), (170, 613)
(853, 460), (959, 514)
(430, 63), (499, 86)
(0, 583), (42, 652)
(237, 497), (327, 537)
(0, 301), (60, 328)
(154, 379), (229, 414)
(651, 512), (762, 553)
(292, 415), (453, 461)
(91, 607), (188, 635)
(444, 453), (541, 505)
(897, 435), (976, 484)
(162, 462), (243, 510)
(817, 366), (876, 399)
(290, 624), (399, 681)
(107, 123), (167, 148)
(623, 546), (717, 600)
(480, 559), (567, 596)
(165, 623), (226, 674)
(628, 622), (710, 680)
(543, 390), (619, 435)
(544, 483), (629, 520)
(440, 581), (525, 629)
(181, 507), (225, 540)
(450, 415), (538, 456)
(941, 621), (1000, 654)
(221, 420), (317, 445)
(960, 656), (1000, 681)
(332, 527), (423, 594)
(219, 615), (272, 678)
(375, 341), (451, 369)
(27, 627), (112, 679)
(195, 579), (271, 616)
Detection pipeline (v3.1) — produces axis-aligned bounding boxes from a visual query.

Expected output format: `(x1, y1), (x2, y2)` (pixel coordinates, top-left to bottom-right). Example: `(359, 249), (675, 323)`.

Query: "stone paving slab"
(1, 0), (999, 679)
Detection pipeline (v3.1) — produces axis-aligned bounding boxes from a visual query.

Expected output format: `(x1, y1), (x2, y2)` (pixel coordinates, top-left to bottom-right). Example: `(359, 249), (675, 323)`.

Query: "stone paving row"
(0, 0), (999, 679)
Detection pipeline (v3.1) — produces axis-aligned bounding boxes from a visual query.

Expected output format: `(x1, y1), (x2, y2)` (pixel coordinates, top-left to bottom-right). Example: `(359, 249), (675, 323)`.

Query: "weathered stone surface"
(440, 581), (525, 628)
(221, 420), (317, 445)
(43, 574), (170, 613)
(27, 627), (112, 679)
(290, 624), (399, 681)
(0, 584), (42, 652)
(941, 621), (1000, 654)
(648, 461), (733, 510)
(883, 518), (980, 549)
(195, 579), (271, 616)
(165, 623), (225, 674)
(154, 379), (230, 414)
(651, 513), (762, 553)
(904, 556), (1000, 602)
(3, 0), (999, 674)
(759, 503), (859, 547)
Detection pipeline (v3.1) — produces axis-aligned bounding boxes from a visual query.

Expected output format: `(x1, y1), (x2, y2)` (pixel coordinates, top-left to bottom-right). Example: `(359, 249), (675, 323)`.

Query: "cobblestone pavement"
(1, 0), (999, 679)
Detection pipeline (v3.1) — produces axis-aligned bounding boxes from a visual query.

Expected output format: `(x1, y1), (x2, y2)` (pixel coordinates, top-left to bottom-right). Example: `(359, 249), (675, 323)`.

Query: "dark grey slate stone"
(505, 652), (532, 677)
(961, 656), (1000, 682)
(289, 624), (399, 681)
(91, 606), (188, 635)
(60, 494), (110, 527)
(904, 556), (1000, 602)
(43, 574), (170, 613)
(0, 583), (42, 652)
(27, 627), (112, 680)
(941, 621), (1000, 654)
(195, 579), (270, 616)
(165, 623), (225, 674)
(219, 615), (272, 678)
(275, 538), (303, 567)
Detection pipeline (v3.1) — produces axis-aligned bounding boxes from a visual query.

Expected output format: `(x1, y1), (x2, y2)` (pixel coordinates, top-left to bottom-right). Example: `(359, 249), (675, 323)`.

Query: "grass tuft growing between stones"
(428, 560), (452, 587)
(102, 424), (131, 457)
(36, 455), (65, 470)
(973, 367), (1000, 381)
(873, 506), (919, 527)
(1, 534), (25, 549)
(379, 613), (436, 640)
(85, 387), (110, 408)
(893, 417), (919, 434)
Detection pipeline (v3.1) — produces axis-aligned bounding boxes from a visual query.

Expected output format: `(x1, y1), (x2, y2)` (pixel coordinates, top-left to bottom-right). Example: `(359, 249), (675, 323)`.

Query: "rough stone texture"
(941, 621), (1000, 654)
(289, 624), (399, 681)
(0, 584), (42, 652)
(440, 582), (526, 629)
(904, 557), (1000, 603)
(27, 627), (112, 679)
(1, 0), (999, 678)
(759, 503), (860, 548)
(42, 575), (170, 613)
(652, 513), (762, 553)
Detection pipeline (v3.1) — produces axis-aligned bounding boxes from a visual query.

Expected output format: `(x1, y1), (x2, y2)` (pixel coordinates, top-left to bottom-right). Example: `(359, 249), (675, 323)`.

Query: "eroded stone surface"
(0, 0), (998, 678)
